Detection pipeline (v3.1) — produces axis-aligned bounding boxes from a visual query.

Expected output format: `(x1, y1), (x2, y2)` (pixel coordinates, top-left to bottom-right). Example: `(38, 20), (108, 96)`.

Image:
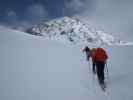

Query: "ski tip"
(100, 83), (107, 92)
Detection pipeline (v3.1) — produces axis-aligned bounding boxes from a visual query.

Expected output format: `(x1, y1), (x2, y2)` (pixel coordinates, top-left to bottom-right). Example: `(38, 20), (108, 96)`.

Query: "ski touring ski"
(99, 82), (107, 92)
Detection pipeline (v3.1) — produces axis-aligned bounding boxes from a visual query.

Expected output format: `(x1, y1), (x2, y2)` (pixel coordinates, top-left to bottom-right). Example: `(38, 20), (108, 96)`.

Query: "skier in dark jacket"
(83, 47), (97, 74)
(82, 46), (91, 61)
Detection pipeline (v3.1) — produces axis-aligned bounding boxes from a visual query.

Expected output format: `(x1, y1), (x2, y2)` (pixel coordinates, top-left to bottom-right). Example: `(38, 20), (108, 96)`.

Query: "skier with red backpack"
(93, 48), (108, 86)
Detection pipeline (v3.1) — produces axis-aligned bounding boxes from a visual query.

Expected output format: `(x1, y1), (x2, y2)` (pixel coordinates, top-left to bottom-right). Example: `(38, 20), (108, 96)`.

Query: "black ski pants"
(92, 62), (96, 73)
(95, 61), (105, 83)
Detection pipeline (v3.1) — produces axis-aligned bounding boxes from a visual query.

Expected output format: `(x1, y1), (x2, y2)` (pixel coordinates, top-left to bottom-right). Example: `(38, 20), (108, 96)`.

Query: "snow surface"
(0, 26), (133, 100)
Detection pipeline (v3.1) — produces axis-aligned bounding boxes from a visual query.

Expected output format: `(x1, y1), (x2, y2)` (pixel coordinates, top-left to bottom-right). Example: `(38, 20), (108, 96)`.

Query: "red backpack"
(94, 48), (108, 62)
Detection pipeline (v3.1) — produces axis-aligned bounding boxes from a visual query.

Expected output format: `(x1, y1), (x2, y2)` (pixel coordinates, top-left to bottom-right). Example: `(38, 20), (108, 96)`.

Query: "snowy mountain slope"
(27, 17), (133, 46)
(0, 26), (133, 100)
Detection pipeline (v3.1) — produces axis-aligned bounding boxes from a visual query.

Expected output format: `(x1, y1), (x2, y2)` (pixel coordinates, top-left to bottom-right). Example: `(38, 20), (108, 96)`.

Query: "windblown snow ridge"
(26, 16), (133, 46)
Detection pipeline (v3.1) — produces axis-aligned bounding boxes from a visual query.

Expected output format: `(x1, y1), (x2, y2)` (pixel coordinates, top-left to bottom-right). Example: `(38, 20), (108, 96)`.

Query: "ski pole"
(89, 60), (91, 70)
(105, 62), (109, 81)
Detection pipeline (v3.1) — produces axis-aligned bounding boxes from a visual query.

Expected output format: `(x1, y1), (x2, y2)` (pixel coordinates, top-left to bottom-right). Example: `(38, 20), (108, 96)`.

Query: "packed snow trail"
(0, 26), (133, 100)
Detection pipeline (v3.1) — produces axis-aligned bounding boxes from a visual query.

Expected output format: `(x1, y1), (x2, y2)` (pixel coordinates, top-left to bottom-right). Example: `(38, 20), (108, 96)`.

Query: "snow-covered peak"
(27, 16), (133, 46)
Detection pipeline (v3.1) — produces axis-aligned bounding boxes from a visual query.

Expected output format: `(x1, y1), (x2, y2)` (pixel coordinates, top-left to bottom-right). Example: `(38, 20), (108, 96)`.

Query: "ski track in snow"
(0, 26), (133, 100)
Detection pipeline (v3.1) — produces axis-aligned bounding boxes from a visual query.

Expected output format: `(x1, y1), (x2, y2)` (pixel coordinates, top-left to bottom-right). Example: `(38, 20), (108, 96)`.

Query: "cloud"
(5, 10), (18, 26)
(26, 4), (48, 23)
(6, 10), (17, 20)
(93, 0), (133, 40)
(3, 4), (49, 31)
(68, 0), (133, 40)
(65, 0), (85, 13)
(63, 0), (94, 16)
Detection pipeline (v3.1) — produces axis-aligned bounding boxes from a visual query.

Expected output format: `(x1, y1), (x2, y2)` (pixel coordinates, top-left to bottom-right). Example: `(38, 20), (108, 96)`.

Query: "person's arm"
(82, 48), (85, 52)
(105, 52), (108, 59)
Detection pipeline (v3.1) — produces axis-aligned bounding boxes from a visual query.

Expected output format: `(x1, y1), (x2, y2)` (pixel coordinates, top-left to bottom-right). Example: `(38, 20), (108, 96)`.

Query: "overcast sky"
(0, 0), (133, 40)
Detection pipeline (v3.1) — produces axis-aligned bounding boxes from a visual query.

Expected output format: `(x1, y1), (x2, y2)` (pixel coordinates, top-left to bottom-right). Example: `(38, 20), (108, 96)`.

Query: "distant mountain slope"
(26, 16), (133, 45)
